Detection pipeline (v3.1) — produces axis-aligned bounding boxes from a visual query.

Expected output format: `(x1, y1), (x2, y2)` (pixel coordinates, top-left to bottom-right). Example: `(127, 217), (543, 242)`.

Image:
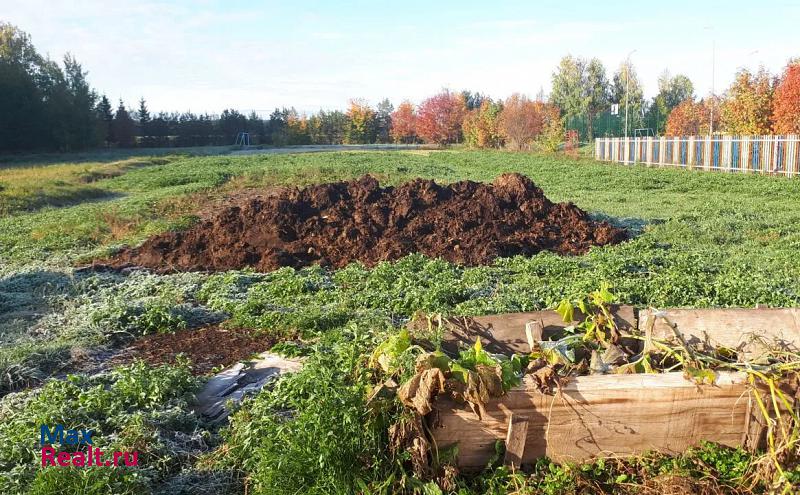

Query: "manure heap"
(108, 173), (626, 272)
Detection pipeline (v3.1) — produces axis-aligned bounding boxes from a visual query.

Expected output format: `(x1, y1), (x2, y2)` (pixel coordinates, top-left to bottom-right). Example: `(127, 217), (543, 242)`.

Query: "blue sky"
(2, 0), (799, 115)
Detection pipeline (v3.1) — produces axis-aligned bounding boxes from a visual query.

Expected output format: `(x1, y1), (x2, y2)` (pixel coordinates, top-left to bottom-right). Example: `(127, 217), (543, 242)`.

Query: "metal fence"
(594, 135), (800, 177)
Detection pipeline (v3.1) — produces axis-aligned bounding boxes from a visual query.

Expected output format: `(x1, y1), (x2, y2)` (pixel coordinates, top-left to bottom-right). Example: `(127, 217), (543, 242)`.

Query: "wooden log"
(430, 371), (766, 469)
(432, 305), (637, 355)
(503, 413), (529, 468)
(641, 308), (800, 360)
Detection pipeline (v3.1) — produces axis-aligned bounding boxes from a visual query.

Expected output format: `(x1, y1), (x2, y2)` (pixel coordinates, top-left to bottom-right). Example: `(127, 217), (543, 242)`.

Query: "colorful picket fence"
(594, 135), (800, 177)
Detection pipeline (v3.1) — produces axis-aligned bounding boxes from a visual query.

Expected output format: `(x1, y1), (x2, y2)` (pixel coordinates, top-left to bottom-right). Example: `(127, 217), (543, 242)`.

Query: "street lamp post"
(710, 39), (715, 135)
(704, 26), (715, 136)
(624, 49), (636, 138)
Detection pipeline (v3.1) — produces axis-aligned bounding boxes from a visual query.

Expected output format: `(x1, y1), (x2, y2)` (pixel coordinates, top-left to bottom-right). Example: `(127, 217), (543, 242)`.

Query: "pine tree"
(0, 22), (47, 151)
(137, 97), (150, 142)
(112, 100), (136, 147)
(96, 94), (113, 145)
(62, 54), (98, 149)
(375, 98), (394, 143)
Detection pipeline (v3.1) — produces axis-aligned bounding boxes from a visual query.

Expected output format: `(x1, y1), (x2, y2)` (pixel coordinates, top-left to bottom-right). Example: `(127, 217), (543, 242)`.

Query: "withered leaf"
(476, 364), (503, 397)
(463, 370), (490, 419)
(397, 368), (446, 416)
(602, 344), (628, 366)
(531, 364), (561, 394)
(388, 414), (431, 477)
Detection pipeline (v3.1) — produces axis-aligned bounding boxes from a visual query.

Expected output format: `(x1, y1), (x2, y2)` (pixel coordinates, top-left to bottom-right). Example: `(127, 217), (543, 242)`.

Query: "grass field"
(1, 148), (800, 493)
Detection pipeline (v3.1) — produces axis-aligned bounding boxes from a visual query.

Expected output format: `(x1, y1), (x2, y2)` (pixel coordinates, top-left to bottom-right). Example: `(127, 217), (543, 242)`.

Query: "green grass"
(1, 148), (800, 494)
(3, 149), (800, 270)
(0, 145), (233, 168)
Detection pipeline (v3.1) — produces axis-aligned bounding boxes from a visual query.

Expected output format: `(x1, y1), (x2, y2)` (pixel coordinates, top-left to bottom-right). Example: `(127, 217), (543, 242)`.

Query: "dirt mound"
(107, 173), (626, 272)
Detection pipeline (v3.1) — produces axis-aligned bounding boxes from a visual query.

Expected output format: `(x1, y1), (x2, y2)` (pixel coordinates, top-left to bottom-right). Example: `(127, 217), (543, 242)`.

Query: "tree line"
(549, 55), (800, 138)
(2, 21), (800, 154)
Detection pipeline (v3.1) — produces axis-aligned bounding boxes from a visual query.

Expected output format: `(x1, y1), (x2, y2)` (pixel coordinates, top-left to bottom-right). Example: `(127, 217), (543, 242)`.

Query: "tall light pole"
(704, 26), (715, 136)
(624, 49), (637, 138)
(710, 39), (715, 135)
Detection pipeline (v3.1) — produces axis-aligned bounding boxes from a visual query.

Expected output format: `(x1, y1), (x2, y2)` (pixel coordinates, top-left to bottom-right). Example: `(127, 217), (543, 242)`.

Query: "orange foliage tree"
(416, 90), (466, 145)
(665, 98), (718, 136)
(286, 110), (311, 145)
(462, 100), (503, 148)
(772, 62), (800, 134)
(537, 103), (565, 152)
(720, 68), (775, 135)
(344, 99), (376, 144)
(498, 93), (560, 150)
(498, 94), (542, 150)
(390, 100), (417, 143)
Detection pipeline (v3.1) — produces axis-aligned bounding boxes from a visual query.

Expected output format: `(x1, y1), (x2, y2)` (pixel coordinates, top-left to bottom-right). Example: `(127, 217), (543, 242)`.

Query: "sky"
(2, 0), (799, 116)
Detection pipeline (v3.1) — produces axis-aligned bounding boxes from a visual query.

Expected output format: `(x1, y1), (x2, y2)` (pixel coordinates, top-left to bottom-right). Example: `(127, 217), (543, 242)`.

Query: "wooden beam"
(503, 413), (529, 468)
(641, 308), (800, 360)
(431, 305), (637, 355)
(430, 371), (767, 469)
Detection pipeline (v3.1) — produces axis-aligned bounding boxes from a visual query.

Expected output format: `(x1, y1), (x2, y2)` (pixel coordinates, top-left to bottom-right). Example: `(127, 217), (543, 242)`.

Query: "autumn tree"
(268, 107), (309, 145)
(286, 109), (311, 145)
(462, 99), (503, 148)
(772, 61), (800, 134)
(498, 93), (546, 150)
(390, 100), (417, 143)
(345, 99), (376, 144)
(720, 68), (775, 134)
(538, 103), (565, 152)
(665, 98), (718, 136)
(416, 90), (466, 145)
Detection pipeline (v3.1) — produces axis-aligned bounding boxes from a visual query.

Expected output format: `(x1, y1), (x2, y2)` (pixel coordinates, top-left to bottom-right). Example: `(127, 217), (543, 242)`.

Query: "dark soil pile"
(109, 326), (275, 375)
(107, 173), (626, 272)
